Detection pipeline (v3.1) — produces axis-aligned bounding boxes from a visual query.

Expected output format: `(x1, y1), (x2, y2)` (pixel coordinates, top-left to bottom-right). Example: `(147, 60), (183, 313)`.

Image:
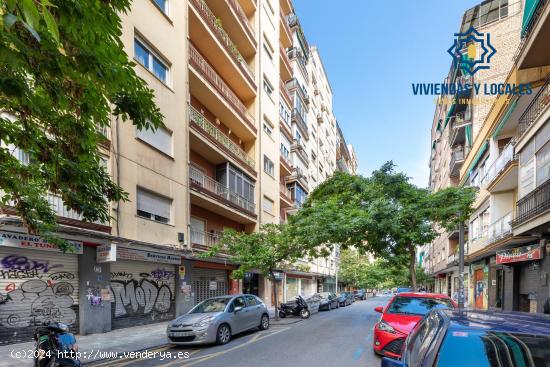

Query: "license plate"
(169, 331), (193, 337)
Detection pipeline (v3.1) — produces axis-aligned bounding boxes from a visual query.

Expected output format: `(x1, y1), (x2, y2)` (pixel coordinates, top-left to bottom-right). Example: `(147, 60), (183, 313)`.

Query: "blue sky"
(294, 0), (481, 186)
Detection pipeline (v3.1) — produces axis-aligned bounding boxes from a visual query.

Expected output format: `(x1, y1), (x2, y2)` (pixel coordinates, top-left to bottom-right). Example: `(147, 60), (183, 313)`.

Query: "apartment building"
(0, 0), (356, 344)
(428, 0), (550, 314)
(428, 0), (523, 301)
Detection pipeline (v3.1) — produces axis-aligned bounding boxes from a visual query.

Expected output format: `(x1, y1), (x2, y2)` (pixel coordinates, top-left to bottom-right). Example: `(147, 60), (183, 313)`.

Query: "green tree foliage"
(290, 162), (476, 290)
(0, 0), (163, 250)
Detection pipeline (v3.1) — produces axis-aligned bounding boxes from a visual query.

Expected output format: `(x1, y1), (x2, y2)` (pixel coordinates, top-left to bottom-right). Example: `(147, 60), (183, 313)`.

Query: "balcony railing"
(481, 142), (516, 188)
(291, 108), (309, 139)
(512, 178), (550, 227)
(487, 212), (512, 243)
(518, 75), (550, 138)
(514, 0), (549, 61)
(449, 148), (465, 176)
(47, 194), (108, 225)
(189, 43), (256, 131)
(190, 0), (255, 83)
(189, 104), (255, 169)
(287, 47), (309, 83)
(189, 164), (256, 214)
(227, 0), (255, 43)
(448, 110), (472, 146)
(190, 228), (221, 247)
(280, 78), (292, 107)
(280, 182), (292, 200)
(447, 253), (457, 265)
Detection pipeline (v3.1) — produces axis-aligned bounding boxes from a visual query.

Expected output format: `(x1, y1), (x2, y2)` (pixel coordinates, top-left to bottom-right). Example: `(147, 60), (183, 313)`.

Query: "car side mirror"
(374, 306), (383, 313)
(381, 357), (405, 367)
(234, 306), (243, 313)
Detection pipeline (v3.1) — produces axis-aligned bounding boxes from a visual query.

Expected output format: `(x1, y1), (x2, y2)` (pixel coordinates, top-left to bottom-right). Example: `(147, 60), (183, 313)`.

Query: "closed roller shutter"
(110, 261), (176, 330)
(0, 247), (79, 345)
(189, 268), (228, 304)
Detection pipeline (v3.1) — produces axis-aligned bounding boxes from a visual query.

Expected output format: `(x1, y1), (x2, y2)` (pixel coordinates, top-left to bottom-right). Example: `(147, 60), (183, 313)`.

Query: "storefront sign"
(116, 246), (180, 264)
(0, 230), (83, 254)
(496, 244), (543, 264)
(96, 244), (116, 263)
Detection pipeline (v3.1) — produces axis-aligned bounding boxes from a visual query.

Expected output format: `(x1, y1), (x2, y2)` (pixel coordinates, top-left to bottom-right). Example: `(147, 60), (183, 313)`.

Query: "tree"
(290, 162), (476, 290)
(0, 0), (163, 250)
(202, 224), (326, 320)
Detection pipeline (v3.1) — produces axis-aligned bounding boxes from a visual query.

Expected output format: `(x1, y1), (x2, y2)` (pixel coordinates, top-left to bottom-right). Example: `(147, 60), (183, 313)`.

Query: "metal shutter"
(189, 268), (228, 305)
(0, 247), (79, 345)
(110, 261), (176, 329)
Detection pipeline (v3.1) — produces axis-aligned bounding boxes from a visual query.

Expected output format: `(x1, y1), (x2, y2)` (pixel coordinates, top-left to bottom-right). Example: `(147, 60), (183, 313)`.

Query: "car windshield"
(436, 331), (550, 367)
(190, 297), (232, 313)
(387, 296), (453, 315)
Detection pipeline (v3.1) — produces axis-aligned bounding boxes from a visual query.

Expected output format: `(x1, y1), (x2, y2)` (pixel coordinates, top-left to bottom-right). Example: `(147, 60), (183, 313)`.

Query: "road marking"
(353, 347), (364, 360)
(157, 327), (290, 367)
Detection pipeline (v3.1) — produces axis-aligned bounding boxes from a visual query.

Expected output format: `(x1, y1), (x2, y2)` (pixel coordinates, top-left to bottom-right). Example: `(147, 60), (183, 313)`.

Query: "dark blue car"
(382, 309), (550, 367)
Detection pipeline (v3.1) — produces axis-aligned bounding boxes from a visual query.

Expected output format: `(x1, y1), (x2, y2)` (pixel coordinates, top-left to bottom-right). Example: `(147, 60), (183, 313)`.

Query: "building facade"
(428, 0), (550, 314)
(0, 0), (356, 344)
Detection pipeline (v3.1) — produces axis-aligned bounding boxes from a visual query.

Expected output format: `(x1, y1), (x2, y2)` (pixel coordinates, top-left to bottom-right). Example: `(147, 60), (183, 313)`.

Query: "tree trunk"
(409, 245), (417, 291)
(270, 269), (279, 321)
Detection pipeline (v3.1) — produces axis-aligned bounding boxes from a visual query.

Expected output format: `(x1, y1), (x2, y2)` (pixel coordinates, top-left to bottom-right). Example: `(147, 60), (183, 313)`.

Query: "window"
(153, 0), (168, 14)
(136, 126), (172, 156)
(263, 123), (273, 137)
(264, 155), (275, 176)
(229, 297), (246, 312)
(134, 38), (169, 83)
(262, 196), (274, 214)
(245, 295), (258, 306)
(280, 144), (290, 160)
(221, 164), (255, 203)
(536, 141), (550, 187)
(263, 77), (274, 96)
(136, 188), (171, 224)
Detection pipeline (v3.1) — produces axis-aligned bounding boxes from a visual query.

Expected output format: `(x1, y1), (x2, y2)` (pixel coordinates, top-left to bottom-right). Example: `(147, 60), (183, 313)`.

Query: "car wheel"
(300, 309), (310, 319)
(259, 314), (269, 330)
(216, 324), (231, 345)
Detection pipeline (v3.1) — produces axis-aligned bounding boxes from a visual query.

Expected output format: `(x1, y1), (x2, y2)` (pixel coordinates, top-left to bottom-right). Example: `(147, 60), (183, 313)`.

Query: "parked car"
(396, 287), (413, 294)
(317, 292), (339, 311)
(373, 292), (456, 359)
(337, 292), (353, 307)
(167, 294), (269, 345)
(381, 309), (550, 367)
(354, 289), (366, 300)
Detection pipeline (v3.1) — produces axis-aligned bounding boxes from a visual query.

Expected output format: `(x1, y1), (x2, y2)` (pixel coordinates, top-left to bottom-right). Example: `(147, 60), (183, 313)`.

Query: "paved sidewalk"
(0, 322), (170, 367)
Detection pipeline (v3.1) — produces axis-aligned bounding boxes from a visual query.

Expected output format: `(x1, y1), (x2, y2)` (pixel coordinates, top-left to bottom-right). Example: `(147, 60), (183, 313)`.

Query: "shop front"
(188, 261), (235, 305)
(0, 230), (83, 345)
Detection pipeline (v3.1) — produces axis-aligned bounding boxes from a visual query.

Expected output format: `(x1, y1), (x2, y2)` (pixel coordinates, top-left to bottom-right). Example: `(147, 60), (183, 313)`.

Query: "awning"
(491, 99), (518, 139)
(436, 119), (442, 131)
(443, 101), (457, 129)
(465, 140), (489, 179)
(522, 0), (543, 36)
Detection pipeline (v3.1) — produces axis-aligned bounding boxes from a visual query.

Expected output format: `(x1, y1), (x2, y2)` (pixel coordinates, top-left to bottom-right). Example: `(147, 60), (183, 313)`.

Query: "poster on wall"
(97, 244), (116, 263)
(496, 244), (542, 264)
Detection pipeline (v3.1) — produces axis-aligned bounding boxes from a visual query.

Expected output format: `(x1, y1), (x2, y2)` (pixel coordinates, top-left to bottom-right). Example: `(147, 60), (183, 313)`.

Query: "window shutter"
(137, 189), (171, 219)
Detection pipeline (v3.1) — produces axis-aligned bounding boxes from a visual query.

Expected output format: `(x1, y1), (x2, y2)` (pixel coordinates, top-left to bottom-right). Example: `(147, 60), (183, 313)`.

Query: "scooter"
(34, 322), (81, 367)
(278, 295), (311, 319)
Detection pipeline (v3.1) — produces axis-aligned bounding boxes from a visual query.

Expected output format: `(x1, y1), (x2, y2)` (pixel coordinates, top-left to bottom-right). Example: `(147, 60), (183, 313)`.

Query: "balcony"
(280, 182), (293, 207)
(480, 142), (518, 191)
(515, 0), (550, 69)
(447, 253), (458, 265)
(286, 78), (309, 106)
(487, 212), (513, 244)
(205, 0), (256, 53)
(291, 108), (309, 140)
(518, 75), (550, 139)
(188, 104), (256, 175)
(189, 0), (256, 99)
(190, 228), (221, 249)
(279, 10), (292, 48)
(286, 167), (309, 192)
(189, 164), (257, 222)
(291, 139), (308, 165)
(287, 47), (309, 83)
(189, 43), (256, 138)
(280, 78), (293, 108)
(448, 110), (472, 147)
(47, 194), (111, 232)
(280, 151), (293, 176)
(512, 178), (550, 228)
(449, 147), (466, 178)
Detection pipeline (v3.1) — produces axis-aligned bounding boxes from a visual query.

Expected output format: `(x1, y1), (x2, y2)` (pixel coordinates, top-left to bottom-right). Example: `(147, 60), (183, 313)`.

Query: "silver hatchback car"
(167, 294), (269, 345)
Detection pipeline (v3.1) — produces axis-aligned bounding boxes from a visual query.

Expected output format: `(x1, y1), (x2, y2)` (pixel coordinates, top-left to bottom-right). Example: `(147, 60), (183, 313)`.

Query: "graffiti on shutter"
(0, 248), (79, 345)
(110, 261), (176, 329)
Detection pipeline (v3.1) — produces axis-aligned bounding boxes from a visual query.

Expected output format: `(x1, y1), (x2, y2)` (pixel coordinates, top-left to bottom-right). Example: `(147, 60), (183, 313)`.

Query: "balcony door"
(190, 217), (206, 246)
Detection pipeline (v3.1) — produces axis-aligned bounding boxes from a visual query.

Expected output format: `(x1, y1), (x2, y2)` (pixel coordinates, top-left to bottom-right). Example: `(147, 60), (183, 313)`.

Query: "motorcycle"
(278, 295), (311, 319)
(34, 322), (81, 367)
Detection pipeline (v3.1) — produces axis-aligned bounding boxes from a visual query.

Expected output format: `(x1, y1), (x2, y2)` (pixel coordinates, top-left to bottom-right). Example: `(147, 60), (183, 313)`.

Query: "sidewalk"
(0, 322), (170, 367)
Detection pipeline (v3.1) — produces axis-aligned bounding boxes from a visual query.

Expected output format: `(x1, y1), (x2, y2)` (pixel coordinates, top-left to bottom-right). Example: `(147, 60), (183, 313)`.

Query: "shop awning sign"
(0, 230), (83, 254)
(97, 244), (116, 263)
(116, 246), (181, 265)
(496, 244), (543, 264)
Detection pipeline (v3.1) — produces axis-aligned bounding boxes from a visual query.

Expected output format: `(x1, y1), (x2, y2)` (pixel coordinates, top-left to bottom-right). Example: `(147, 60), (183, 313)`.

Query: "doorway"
(474, 268), (485, 309)
(243, 272), (259, 296)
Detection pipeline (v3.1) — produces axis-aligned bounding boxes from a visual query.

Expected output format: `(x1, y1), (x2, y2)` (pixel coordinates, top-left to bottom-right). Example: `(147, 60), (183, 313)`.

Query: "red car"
(373, 292), (457, 359)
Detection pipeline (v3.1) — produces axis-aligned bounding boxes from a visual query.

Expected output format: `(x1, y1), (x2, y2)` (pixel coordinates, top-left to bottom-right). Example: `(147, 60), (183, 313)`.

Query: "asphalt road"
(91, 295), (391, 367)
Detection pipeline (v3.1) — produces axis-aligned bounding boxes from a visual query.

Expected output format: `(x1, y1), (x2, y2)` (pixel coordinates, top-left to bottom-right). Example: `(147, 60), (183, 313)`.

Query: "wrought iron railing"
(189, 105), (255, 168)
(190, 0), (255, 81)
(189, 43), (255, 130)
(518, 75), (550, 137)
(190, 228), (221, 247)
(512, 178), (550, 227)
(481, 142), (516, 188)
(189, 164), (256, 213)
